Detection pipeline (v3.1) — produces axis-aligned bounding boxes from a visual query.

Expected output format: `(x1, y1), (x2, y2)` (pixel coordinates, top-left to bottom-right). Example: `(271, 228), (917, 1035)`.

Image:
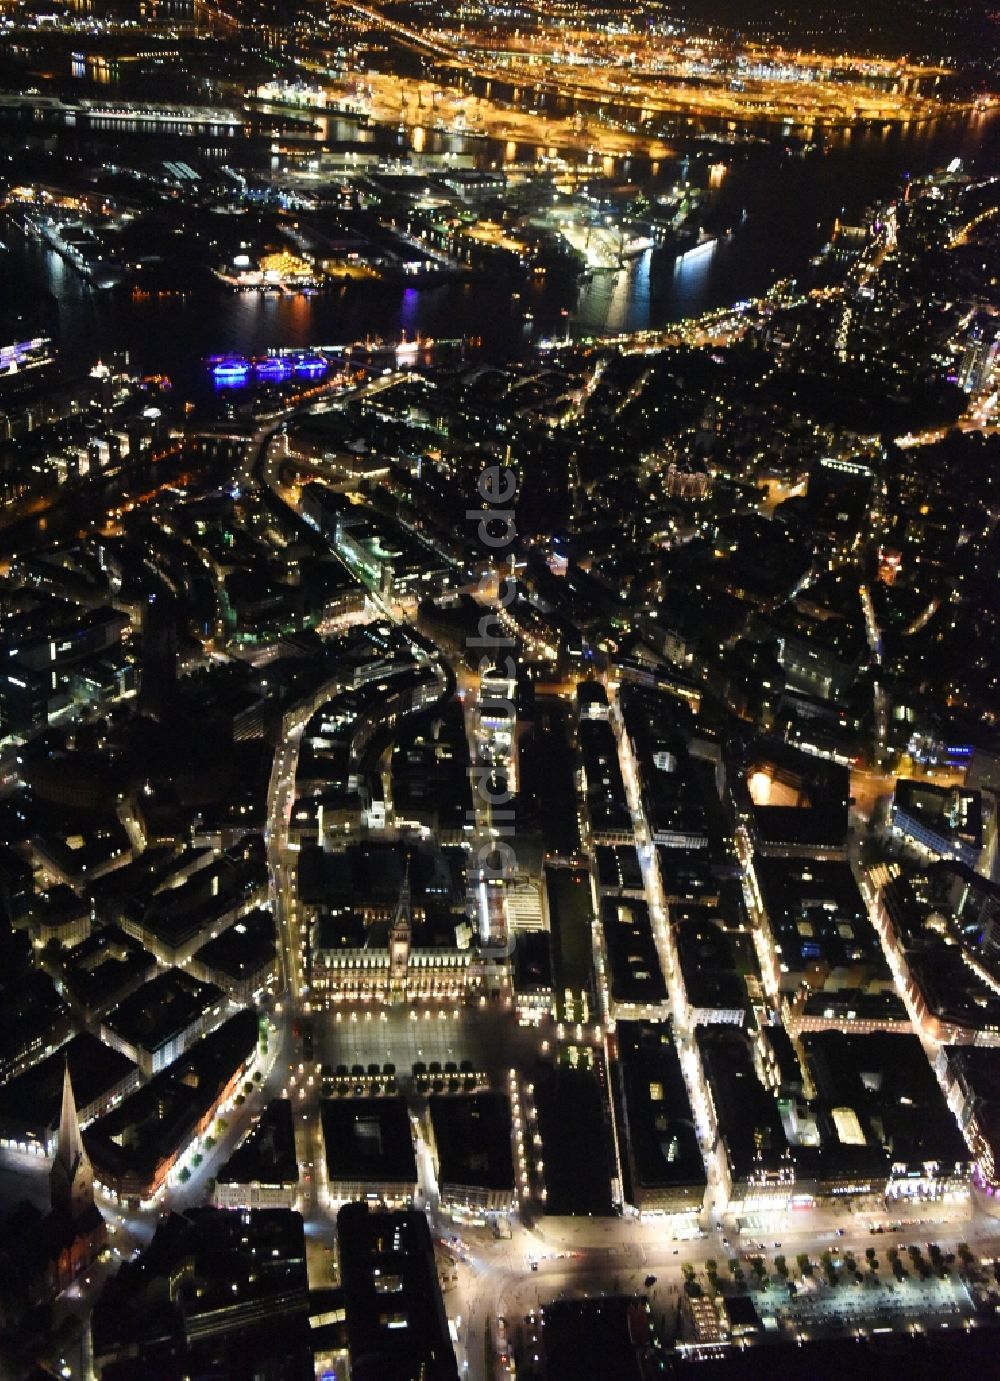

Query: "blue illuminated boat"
(254, 356), (293, 381)
(294, 355), (327, 377)
(210, 356), (250, 385)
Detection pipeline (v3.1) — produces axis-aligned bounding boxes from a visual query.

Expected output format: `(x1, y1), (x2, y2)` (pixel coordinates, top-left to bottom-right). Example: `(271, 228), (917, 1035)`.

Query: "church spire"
(57, 1060), (85, 1171)
(50, 1060), (94, 1222)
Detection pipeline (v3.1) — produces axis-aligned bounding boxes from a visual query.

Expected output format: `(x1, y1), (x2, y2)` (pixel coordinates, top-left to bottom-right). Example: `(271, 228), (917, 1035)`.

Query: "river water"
(1, 107), (995, 395)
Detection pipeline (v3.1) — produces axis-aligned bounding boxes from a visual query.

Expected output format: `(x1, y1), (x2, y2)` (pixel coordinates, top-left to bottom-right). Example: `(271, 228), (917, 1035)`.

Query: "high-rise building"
(958, 315), (1000, 393)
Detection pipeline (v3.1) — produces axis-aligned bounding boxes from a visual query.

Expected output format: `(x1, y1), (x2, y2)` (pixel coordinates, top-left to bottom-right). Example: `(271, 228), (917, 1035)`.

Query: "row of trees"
(680, 1241), (981, 1299)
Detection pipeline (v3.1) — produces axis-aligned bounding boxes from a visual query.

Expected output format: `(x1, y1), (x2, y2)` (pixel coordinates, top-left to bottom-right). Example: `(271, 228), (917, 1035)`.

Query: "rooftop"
(428, 1092), (514, 1193)
(0, 1030), (136, 1138)
(542, 1296), (660, 1381)
(192, 906), (277, 986)
(320, 1096), (417, 1188)
(545, 866), (596, 1014)
(92, 1207), (311, 1378)
(532, 1062), (614, 1216)
(893, 780), (983, 854)
(615, 1021), (706, 1197)
(59, 926), (155, 1016)
(755, 854), (885, 984)
(740, 737), (850, 853)
(595, 845), (644, 893)
(674, 917), (746, 1015)
(696, 1026), (793, 1183)
(801, 1030), (971, 1176)
(84, 1010), (258, 1195)
(216, 1098), (299, 1188)
(103, 967), (225, 1056)
(337, 1201), (458, 1381)
(600, 896), (667, 1007)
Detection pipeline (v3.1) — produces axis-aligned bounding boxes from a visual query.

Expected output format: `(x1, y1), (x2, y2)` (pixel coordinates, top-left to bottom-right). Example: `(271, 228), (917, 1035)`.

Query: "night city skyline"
(0, 0), (997, 1378)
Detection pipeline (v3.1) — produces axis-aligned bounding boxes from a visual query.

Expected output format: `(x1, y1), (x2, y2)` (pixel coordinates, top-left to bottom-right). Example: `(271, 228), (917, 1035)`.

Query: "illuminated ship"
(209, 356), (251, 385)
(254, 356), (294, 381)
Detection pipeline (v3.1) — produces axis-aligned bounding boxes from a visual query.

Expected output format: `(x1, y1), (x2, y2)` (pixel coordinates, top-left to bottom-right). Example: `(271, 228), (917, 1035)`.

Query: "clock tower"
(389, 861), (412, 995)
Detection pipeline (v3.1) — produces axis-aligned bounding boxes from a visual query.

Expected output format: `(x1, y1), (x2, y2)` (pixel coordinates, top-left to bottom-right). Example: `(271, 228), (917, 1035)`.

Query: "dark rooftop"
(103, 967), (225, 1056)
(674, 918), (746, 1016)
(337, 1201), (458, 1381)
(600, 896), (667, 1008)
(545, 866), (596, 1019)
(92, 1207), (312, 1379)
(741, 738), (850, 853)
(84, 1010), (258, 1195)
(513, 930), (553, 995)
(216, 1099), (299, 1188)
(800, 989), (910, 1024)
(542, 1296), (661, 1381)
(532, 1062), (614, 1216)
(0, 969), (71, 1078)
(615, 1021), (706, 1199)
(59, 926), (156, 1017)
(696, 1026), (793, 1183)
(893, 780), (982, 853)
(801, 1030), (971, 1175)
(0, 1030), (136, 1138)
(754, 855), (885, 984)
(595, 845), (645, 894)
(320, 1096), (417, 1188)
(428, 1093), (515, 1193)
(192, 906), (277, 987)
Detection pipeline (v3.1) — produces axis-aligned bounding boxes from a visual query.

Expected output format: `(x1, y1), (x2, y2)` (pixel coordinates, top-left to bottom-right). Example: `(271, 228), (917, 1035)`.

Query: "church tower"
(50, 1061), (95, 1223)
